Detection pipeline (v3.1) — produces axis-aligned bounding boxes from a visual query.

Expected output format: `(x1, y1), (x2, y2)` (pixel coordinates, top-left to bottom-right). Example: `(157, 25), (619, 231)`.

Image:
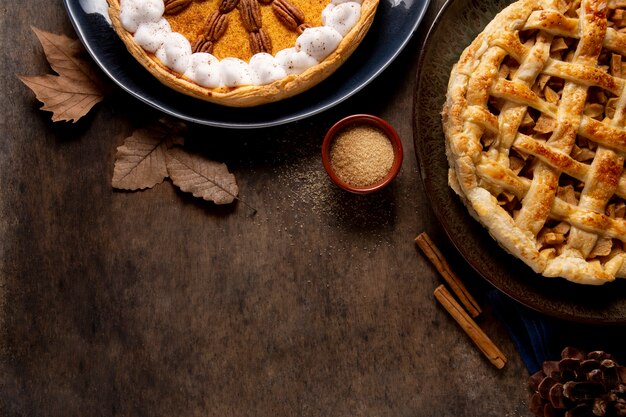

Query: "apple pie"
(442, 0), (626, 284)
(107, 0), (379, 107)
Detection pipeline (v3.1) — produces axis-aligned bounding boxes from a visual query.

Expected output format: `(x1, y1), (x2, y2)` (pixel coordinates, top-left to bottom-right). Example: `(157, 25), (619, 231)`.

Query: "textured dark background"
(0, 1), (532, 416)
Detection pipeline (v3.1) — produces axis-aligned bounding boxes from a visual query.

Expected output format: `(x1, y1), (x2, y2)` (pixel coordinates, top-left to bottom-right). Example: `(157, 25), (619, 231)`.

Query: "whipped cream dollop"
(79, 0), (112, 23)
(119, 0), (363, 87)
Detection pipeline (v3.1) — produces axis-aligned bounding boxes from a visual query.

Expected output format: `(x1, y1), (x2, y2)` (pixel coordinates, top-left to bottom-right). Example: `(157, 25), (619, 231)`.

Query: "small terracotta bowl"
(321, 114), (403, 194)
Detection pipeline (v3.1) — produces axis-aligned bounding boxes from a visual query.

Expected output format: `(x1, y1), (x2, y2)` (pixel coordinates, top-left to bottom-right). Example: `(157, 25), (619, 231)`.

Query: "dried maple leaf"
(112, 119), (186, 190)
(18, 27), (104, 122)
(166, 148), (239, 205)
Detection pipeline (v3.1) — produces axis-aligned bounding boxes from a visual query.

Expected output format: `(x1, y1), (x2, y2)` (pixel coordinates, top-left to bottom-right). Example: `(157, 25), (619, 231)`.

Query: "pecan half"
(249, 28), (272, 54)
(198, 11), (229, 42)
(297, 23), (311, 34)
(272, 0), (305, 30)
(191, 38), (215, 54)
(238, 0), (262, 32)
(164, 0), (192, 15)
(219, 0), (240, 14)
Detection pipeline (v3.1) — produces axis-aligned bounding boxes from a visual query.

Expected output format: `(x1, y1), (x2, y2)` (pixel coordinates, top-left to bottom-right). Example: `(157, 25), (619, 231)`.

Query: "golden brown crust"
(443, 0), (626, 284)
(107, 0), (379, 107)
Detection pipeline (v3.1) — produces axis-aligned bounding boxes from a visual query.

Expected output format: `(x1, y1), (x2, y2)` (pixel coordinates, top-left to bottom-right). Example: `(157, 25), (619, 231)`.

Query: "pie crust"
(107, 0), (379, 107)
(443, 0), (626, 284)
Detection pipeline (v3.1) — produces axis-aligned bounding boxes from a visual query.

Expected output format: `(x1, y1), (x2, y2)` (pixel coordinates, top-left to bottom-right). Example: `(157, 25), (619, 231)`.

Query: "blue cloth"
(487, 290), (559, 374)
(486, 289), (626, 374)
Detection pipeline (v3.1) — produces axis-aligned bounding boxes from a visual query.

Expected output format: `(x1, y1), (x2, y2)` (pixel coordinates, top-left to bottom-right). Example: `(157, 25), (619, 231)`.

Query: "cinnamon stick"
(415, 232), (482, 318)
(434, 285), (507, 369)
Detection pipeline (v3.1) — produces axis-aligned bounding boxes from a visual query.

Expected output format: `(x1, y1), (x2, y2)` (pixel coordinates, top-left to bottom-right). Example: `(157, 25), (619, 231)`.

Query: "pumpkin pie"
(107, 0), (379, 107)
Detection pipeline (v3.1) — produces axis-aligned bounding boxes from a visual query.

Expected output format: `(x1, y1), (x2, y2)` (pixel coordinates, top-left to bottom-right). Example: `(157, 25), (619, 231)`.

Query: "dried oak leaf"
(112, 120), (186, 190)
(18, 27), (104, 122)
(165, 148), (238, 205)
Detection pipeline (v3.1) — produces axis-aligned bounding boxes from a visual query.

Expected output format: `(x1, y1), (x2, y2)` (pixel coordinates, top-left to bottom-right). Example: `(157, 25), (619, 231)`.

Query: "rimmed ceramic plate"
(64, 0), (430, 129)
(413, 0), (626, 324)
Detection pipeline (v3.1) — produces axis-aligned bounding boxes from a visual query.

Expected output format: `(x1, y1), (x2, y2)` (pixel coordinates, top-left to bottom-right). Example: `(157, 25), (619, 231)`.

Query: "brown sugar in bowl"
(322, 114), (403, 194)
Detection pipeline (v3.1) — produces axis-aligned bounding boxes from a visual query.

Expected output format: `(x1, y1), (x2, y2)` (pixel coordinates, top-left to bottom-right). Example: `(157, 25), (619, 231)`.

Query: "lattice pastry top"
(442, 0), (626, 284)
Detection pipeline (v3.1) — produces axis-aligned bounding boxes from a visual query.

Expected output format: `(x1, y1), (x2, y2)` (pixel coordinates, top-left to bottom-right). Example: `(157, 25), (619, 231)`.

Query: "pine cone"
(528, 347), (626, 417)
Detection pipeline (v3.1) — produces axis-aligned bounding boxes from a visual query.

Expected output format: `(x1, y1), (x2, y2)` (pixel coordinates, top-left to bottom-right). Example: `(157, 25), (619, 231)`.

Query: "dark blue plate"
(63, 0), (430, 129)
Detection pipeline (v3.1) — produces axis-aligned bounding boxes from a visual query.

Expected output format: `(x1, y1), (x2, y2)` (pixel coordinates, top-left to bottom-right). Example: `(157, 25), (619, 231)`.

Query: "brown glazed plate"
(413, 0), (626, 324)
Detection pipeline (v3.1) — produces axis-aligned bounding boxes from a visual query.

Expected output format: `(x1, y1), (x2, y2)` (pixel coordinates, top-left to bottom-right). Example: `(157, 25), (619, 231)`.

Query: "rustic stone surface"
(0, 1), (531, 416)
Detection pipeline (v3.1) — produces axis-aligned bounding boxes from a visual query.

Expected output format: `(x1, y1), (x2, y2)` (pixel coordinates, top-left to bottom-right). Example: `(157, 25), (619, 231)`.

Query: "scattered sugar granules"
(329, 125), (394, 187)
